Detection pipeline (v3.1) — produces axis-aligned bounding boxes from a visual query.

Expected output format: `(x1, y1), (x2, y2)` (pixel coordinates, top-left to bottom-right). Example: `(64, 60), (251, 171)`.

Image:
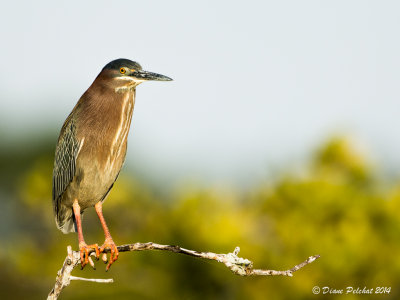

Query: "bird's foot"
(99, 238), (119, 271)
(78, 242), (100, 269)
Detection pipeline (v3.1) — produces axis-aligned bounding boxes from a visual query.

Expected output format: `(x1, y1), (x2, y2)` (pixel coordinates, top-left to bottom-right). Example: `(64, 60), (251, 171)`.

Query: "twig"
(69, 276), (114, 283)
(47, 242), (320, 300)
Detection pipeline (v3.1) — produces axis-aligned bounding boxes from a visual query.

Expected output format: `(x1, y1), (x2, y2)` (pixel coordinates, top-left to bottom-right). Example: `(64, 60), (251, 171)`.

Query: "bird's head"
(99, 58), (172, 92)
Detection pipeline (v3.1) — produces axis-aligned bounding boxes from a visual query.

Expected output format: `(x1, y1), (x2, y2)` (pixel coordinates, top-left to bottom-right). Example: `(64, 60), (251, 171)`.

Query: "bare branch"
(47, 242), (320, 300)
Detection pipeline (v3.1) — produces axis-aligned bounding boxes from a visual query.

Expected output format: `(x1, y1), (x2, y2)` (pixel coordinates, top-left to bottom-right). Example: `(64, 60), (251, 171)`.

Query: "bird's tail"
(55, 204), (78, 234)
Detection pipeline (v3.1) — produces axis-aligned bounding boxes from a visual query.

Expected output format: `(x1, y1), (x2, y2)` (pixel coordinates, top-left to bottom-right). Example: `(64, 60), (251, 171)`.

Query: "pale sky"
(1, 1), (399, 185)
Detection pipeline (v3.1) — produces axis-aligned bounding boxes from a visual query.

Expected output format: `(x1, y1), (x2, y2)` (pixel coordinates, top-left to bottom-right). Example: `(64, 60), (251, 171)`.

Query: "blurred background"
(1, 1), (400, 299)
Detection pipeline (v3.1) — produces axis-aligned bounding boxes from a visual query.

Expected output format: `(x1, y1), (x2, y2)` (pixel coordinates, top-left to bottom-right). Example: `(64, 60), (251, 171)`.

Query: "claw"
(78, 243), (99, 269)
(99, 238), (119, 271)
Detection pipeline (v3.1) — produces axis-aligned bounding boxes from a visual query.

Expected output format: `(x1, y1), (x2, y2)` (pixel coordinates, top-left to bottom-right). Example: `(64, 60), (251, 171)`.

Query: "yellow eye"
(120, 68), (126, 74)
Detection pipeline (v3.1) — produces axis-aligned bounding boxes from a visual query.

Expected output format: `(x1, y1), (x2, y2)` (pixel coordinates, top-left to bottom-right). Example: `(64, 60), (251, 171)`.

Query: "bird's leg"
(95, 201), (119, 271)
(72, 199), (100, 269)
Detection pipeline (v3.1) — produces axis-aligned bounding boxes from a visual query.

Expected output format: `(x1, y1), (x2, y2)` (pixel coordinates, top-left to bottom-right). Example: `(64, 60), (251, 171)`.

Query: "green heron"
(52, 58), (172, 270)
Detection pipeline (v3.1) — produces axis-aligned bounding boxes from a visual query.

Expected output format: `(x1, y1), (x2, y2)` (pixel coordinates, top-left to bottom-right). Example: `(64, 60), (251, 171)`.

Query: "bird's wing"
(52, 114), (81, 215)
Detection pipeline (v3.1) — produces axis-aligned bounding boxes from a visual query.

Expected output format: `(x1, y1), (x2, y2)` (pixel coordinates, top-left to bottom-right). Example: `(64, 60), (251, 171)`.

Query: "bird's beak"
(133, 70), (173, 81)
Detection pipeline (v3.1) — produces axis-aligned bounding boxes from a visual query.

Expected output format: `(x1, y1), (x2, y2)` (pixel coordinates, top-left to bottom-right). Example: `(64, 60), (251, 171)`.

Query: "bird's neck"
(108, 89), (135, 158)
(77, 87), (136, 142)
(115, 85), (137, 93)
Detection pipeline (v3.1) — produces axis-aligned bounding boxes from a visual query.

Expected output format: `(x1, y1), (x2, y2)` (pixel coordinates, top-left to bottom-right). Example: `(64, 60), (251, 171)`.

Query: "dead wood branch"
(47, 242), (320, 300)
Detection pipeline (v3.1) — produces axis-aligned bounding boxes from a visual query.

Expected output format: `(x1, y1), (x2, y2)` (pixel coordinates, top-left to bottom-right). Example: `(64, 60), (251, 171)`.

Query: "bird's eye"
(120, 68), (126, 74)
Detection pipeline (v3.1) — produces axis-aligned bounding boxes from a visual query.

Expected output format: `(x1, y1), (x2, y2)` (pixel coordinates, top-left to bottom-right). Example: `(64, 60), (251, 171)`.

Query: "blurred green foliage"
(0, 136), (399, 299)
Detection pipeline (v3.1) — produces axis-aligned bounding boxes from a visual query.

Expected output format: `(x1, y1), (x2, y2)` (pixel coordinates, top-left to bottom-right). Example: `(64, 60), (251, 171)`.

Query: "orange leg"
(72, 199), (99, 268)
(95, 201), (119, 271)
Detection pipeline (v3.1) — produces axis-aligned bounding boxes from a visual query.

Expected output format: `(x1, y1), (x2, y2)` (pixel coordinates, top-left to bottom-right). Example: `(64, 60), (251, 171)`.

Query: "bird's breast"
(71, 91), (135, 208)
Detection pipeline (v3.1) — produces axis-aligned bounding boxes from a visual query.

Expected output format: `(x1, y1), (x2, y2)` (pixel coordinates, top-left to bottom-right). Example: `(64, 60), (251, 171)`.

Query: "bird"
(52, 58), (172, 270)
